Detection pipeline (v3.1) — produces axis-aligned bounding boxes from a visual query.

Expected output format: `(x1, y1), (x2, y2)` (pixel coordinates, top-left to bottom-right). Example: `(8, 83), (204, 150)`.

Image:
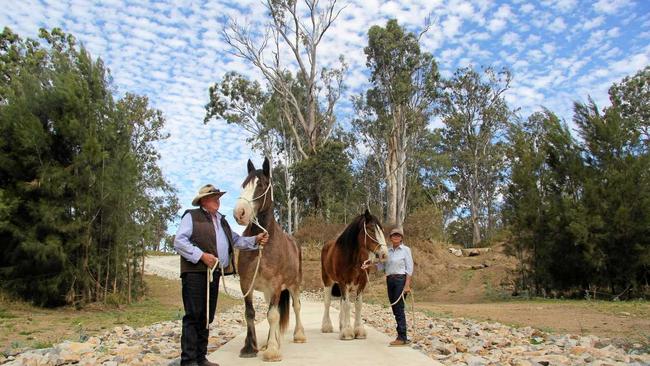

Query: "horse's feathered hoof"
(239, 344), (258, 358)
(321, 322), (334, 333)
(240, 352), (258, 358)
(340, 327), (355, 340)
(294, 329), (307, 343)
(262, 348), (282, 362)
(354, 326), (367, 339)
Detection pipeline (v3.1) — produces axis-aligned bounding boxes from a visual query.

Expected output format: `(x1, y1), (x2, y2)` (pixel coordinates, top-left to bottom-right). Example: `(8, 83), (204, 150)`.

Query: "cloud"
(582, 16), (605, 31)
(593, 0), (633, 14)
(441, 15), (462, 38)
(548, 17), (567, 33)
(3, 0), (649, 226)
(487, 18), (506, 33)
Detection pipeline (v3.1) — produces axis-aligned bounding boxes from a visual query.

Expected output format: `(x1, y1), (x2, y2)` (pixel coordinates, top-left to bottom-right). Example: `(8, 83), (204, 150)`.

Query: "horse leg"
(290, 287), (306, 343)
(263, 294), (282, 362)
(321, 285), (334, 333)
(239, 294), (258, 358)
(354, 291), (366, 339)
(339, 288), (354, 340)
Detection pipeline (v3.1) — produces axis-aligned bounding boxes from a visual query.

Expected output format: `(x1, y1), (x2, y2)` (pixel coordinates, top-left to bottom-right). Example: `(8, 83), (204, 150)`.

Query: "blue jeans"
(181, 272), (219, 365)
(387, 274), (407, 340)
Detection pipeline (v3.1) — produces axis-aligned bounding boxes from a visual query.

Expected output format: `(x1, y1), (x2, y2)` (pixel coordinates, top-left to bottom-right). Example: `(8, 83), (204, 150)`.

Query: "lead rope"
(206, 263), (217, 329)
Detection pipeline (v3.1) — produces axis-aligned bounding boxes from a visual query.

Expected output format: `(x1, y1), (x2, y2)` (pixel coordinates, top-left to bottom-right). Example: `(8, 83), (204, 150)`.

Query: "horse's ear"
(247, 159), (255, 174)
(364, 208), (371, 220)
(262, 157), (270, 178)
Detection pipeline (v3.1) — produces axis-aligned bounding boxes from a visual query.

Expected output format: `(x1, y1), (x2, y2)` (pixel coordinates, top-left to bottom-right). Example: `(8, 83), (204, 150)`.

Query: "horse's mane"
(335, 213), (382, 263)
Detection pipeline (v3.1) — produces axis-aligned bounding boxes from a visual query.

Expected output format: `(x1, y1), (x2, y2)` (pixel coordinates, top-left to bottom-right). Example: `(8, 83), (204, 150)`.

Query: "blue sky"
(3, 0), (649, 231)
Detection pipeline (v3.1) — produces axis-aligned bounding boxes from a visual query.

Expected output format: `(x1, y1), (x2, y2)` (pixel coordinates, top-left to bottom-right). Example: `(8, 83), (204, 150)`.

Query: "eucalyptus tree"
(354, 19), (439, 227)
(205, 72), (304, 231)
(438, 66), (512, 247)
(221, 0), (347, 158)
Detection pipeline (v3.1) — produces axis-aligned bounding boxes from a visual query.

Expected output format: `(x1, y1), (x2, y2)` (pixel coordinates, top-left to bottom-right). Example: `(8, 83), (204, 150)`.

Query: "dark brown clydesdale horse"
(321, 210), (388, 340)
(233, 158), (305, 361)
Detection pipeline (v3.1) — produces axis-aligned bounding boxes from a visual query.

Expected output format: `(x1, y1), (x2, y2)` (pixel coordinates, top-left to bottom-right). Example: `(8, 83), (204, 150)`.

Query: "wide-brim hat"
(192, 184), (226, 206)
(389, 227), (404, 237)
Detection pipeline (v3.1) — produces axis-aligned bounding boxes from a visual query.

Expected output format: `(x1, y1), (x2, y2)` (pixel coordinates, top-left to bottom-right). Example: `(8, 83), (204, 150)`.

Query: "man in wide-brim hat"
(174, 184), (269, 366)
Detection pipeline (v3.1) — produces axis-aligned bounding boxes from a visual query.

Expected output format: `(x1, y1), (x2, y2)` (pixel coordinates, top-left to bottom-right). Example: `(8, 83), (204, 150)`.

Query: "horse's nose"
(380, 251), (388, 262)
(234, 207), (246, 222)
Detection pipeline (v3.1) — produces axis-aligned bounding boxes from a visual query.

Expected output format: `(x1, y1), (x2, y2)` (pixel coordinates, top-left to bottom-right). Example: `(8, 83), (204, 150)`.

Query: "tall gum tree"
(438, 66), (512, 247)
(356, 19), (439, 228)
(220, 0), (347, 158)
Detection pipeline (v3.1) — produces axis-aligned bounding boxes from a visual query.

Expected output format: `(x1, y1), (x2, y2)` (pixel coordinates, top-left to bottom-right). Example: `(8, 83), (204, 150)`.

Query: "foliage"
(505, 68), (650, 298)
(0, 27), (178, 306)
(437, 66), (512, 247)
(354, 18), (439, 227)
(290, 139), (357, 220)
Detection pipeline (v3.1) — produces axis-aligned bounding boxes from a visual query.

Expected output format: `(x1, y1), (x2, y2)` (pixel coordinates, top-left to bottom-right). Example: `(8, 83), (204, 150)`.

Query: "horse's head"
(234, 157), (273, 226)
(359, 209), (388, 263)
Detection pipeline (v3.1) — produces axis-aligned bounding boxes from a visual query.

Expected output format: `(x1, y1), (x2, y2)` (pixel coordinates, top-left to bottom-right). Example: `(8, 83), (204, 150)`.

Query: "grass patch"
(503, 297), (650, 318)
(461, 270), (474, 284)
(0, 308), (16, 319)
(0, 274), (240, 350)
(422, 309), (452, 318)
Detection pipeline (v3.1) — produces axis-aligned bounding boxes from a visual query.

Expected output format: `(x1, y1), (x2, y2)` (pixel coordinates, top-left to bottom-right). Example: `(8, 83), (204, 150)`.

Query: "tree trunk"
(385, 146), (399, 227)
(470, 190), (481, 247)
(293, 198), (300, 232)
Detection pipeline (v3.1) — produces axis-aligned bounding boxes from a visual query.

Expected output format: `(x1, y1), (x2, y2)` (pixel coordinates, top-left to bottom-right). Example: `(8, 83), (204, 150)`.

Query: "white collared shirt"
(378, 243), (414, 276)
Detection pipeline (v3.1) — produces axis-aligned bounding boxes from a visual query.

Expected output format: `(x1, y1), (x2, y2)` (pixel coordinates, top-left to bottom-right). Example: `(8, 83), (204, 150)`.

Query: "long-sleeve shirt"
(174, 209), (258, 268)
(377, 243), (414, 276)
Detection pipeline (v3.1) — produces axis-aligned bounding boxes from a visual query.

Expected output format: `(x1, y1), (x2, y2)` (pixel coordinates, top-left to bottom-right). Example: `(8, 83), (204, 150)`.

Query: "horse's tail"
(331, 283), (341, 298)
(279, 289), (290, 333)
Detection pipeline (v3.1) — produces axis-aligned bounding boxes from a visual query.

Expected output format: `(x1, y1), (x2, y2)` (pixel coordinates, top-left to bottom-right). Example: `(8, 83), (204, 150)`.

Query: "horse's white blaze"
(374, 224), (387, 246)
(234, 177), (258, 225)
(241, 177), (258, 202)
(374, 224), (389, 260)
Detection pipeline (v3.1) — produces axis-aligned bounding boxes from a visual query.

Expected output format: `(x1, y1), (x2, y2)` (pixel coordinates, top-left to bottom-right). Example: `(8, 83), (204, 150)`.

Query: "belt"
(387, 273), (406, 278)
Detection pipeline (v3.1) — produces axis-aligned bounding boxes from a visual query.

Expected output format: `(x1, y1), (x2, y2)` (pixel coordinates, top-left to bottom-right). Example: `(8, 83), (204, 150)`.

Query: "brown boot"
(389, 338), (408, 347)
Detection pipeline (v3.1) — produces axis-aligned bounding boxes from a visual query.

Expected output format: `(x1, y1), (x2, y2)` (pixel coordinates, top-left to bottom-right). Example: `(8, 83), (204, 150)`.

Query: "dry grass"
(0, 275), (239, 353)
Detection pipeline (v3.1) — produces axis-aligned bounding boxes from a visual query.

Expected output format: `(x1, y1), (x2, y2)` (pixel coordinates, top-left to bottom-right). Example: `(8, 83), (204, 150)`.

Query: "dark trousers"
(387, 275), (407, 341)
(181, 272), (219, 365)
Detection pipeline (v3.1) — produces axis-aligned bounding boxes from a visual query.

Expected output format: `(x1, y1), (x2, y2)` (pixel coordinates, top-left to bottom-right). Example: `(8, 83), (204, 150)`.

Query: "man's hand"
(201, 253), (218, 269)
(403, 284), (411, 293)
(256, 232), (269, 246)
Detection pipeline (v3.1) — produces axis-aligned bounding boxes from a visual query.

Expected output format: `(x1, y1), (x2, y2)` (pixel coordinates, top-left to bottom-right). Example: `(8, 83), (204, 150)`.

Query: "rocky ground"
(3, 290), (649, 366)
(4, 256), (648, 365)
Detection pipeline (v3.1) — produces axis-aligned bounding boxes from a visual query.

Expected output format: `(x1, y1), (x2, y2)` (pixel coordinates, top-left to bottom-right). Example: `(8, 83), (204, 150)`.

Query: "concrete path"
(207, 299), (437, 366)
(146, 256), (438, 365)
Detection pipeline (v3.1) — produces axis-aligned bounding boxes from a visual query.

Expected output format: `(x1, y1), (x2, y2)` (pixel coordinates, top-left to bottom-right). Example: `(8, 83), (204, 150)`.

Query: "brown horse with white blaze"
(233, 158), (305, 362)
(321, 210), (388, 340)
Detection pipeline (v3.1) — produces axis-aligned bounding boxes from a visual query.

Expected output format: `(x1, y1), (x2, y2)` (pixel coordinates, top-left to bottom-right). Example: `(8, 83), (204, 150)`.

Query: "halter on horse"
(320, 209), (388, 340)
(233, 158), (305, 362)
